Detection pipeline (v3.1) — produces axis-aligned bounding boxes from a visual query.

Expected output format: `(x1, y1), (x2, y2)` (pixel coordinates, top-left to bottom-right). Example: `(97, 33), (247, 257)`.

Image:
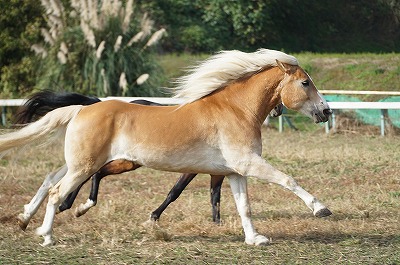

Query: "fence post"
(1, 106), (6, 127)
(380, 109), (388, 136)
(325, 119), (330, 133)
(278, 115), (283, 133)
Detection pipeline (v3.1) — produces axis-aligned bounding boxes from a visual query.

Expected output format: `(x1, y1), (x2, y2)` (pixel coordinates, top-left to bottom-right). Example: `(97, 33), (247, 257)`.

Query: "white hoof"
(245, 234), (270, 246)
(36, 228), (54, 247)
(74, 200), (95, 217)
(74, 205), (88, 217)
(40, 235), (55, 247)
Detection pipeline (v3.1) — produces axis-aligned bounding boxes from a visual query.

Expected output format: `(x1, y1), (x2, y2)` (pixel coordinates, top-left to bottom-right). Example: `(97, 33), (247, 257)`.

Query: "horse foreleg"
(227, 173), (270, 245)
(150, 173), (197, 221)
(240, 155), (332, 217)
(17, 165), (68, 231)
(74, 159), (140, 217)
(210, 175), (224, 224)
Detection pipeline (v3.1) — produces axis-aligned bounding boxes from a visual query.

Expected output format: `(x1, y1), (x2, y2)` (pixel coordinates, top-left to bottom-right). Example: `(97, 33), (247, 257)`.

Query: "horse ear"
(276, 60), (290, 74)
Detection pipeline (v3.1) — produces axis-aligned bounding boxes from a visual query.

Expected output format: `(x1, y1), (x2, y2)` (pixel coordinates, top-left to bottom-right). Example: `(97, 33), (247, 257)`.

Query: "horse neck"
(205, 67), (284, 126)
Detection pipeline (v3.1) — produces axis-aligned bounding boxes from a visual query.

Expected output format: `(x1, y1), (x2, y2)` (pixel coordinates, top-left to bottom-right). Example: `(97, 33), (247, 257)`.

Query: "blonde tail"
(0, 105), (83, 153)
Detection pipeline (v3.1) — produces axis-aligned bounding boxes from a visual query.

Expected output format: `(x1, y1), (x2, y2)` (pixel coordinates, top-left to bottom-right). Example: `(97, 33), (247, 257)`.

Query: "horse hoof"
(314, 208), (332, 218)
(40, 236), (55, 247)
(149, 212), (159, 222)
(40, 240), (55, 247)
(74, 209), (84, 218)
(17, 214), (29, 231)
(254, 235), (270, 246)
(74, 205), (89, 217)
(142, 219), (156, 228)
(245, 234), (270, 246)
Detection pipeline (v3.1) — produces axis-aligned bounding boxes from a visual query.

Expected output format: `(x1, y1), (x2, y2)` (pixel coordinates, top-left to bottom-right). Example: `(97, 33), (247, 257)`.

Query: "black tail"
(14, 90), (101, 124)
(14, 90), (165, 125)
(129, 99), (162, 106)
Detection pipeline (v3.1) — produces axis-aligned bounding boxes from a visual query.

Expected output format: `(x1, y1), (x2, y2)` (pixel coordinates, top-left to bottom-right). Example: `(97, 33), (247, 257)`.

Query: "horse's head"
(276, 60), (332, 123)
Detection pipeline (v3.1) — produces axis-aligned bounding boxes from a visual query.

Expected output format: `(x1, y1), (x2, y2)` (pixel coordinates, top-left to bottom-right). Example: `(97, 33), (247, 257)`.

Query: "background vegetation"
(1, 2), (400, 263)
(1, 0), (400, 98)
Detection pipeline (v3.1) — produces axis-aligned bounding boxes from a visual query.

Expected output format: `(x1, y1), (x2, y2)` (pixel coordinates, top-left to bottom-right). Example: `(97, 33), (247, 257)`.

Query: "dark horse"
(15, 90), (283, 228)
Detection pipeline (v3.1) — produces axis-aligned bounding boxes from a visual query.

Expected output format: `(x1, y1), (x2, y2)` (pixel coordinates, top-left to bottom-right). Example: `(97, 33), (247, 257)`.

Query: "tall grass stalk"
(34, 0), (166, 96)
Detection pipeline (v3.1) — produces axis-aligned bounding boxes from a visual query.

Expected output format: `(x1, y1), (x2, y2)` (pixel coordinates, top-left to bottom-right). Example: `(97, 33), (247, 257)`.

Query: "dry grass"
(0, 128), (399, 264)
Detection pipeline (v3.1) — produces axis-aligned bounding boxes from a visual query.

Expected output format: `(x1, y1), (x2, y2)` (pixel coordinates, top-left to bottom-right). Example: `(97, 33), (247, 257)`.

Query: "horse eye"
(302, 80), (310, 86)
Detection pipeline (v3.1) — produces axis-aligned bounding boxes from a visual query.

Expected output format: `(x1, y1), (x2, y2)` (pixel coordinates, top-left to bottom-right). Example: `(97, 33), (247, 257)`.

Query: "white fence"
(2, 95), (400, 136)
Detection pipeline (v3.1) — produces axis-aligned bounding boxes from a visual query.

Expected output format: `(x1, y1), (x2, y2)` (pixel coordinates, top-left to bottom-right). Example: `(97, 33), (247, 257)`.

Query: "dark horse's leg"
(74, 159), (141, 217)
(57, 159), (140, 216)
(210, 175), (225, 224)
(150, 174), (225, 224)
(58, 179), (89, 213)
(150, 173), (197, 221)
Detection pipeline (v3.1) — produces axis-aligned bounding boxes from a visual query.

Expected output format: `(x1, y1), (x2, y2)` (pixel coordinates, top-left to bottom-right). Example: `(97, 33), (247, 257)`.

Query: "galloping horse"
(15, 91), (283, 230)
(0, 49), (332, 246)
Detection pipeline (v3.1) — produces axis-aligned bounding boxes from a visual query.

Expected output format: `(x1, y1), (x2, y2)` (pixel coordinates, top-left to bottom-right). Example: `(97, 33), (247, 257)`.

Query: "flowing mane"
(173, 49), (299, 104)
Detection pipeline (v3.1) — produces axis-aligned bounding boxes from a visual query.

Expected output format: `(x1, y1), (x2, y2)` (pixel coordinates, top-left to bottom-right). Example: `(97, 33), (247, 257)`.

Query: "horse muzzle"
(313, 108), (332, 123)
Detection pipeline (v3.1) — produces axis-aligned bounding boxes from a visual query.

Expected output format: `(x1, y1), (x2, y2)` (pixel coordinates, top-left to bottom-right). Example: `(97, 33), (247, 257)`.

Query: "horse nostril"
(323, 108), (333, 116)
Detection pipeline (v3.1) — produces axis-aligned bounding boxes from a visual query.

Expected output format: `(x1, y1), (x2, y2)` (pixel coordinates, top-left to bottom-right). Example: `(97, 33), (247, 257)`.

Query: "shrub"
(34, 0), (166, 96)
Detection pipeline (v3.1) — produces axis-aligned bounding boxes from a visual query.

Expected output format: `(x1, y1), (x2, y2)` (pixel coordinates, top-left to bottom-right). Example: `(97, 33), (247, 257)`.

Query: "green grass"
(158, 52), (400, 101)
(290, 53), (400, 102)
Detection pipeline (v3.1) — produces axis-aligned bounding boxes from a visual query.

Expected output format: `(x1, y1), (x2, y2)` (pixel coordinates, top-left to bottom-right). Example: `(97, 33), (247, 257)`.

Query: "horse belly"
(113, 142), (229, 175)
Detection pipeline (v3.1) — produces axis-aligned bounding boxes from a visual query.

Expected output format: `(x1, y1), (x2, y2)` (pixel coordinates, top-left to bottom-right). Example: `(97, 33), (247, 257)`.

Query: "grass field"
(0, 127), (399, 264)
(158, 53), (400, 101)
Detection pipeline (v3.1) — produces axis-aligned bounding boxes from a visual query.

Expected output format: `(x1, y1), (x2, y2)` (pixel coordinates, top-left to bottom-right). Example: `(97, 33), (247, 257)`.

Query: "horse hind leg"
(74, 159), (140, 217)
(57, 179), (88, 213)
(210, 175), (225, 224)
(150, 173), (197, 221)
(36, 169), (91, 246)
(17, 165), (68, 231)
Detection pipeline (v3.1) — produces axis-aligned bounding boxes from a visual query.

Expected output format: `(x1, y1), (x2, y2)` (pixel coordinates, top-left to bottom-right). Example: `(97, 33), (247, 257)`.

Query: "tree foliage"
(0, 0), (45, 97)
(1, 0), (400, 98)
(139, 0), (400, 53)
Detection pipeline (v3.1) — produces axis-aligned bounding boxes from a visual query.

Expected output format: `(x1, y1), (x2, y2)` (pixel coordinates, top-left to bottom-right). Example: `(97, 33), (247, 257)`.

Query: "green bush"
(34, 0), (166, 97)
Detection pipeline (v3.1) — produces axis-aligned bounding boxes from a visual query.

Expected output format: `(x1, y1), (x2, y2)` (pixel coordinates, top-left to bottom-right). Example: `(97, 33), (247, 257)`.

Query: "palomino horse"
(0, 49), (332, 246)
(15, 91), (283, 230)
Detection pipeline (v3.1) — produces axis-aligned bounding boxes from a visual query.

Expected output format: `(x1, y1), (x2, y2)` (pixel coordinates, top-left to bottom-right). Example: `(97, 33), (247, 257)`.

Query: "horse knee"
(48, 185), (64, 206)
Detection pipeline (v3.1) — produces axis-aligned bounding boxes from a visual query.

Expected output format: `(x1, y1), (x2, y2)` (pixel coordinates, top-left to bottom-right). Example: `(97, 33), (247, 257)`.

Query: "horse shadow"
(170, 209), (400, 246)
(172, 231), (400, 246)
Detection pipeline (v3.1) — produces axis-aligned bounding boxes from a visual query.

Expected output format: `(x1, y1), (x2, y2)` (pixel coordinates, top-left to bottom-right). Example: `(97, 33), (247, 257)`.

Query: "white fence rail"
(1, 96), (400, 136)
(326, 102), (400, 136)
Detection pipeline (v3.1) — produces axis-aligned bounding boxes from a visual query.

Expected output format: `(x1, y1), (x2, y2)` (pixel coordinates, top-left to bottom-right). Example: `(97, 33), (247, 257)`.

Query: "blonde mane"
(173, 49), (299, 104)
